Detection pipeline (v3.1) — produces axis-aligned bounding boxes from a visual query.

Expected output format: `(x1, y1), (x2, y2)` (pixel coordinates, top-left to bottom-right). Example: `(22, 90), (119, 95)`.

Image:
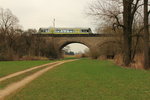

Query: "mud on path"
(0, 59), (77, 100)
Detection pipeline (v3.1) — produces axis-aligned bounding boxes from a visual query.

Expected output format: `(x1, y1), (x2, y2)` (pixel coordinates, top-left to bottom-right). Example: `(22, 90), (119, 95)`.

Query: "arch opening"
(60, 42), (90, 58)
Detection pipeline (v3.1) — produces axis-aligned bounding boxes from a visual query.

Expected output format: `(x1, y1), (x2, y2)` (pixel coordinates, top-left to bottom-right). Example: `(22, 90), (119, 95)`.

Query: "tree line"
(0, 8), (58, 60)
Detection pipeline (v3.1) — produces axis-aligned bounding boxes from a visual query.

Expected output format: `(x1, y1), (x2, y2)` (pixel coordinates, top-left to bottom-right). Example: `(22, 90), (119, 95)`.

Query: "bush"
(0, 55), (8, 61)
(97, 55), (107, 60)
(20, 56), (49, 61)
(114, 54), (124, 66)
(130, 54), (144, 69)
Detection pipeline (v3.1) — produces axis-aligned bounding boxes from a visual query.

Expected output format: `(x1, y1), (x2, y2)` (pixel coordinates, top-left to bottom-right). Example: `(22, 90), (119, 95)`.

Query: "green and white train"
(38, 27), (92, 34)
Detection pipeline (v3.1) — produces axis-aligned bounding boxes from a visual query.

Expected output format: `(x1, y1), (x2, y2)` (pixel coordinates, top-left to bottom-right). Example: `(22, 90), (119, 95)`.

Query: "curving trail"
(0, 59), (77, 100)
(0, 61), (62, 82)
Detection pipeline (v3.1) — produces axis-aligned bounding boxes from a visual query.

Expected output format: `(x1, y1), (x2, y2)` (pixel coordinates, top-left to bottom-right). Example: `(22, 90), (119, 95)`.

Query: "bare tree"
(0, 8), (19, 35)
(87, 0), (144, 66)
(87, 0), (123, 29)
(0, 8), (20, 60)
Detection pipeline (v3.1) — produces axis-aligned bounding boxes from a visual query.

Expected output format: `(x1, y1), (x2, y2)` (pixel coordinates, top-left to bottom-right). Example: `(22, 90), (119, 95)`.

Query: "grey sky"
(0, 0), (94, 30)
(0, 0), (94, 52)
(63, 43), (89, 53)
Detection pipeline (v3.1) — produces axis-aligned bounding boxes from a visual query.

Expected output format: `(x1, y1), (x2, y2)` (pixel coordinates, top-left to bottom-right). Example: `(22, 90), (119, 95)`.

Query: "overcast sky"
(0, 0), (95, 53)
(0, 0), (95, 30)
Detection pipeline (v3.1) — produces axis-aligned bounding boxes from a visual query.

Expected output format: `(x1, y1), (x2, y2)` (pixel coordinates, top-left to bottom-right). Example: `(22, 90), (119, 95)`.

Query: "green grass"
(63, 57), (78, 60)
(0, 60), (54, 78)
(7, 59), (150, 100)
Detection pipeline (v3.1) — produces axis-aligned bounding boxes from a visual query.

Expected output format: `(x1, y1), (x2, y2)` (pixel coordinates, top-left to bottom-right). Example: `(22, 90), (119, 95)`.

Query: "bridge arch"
(41, 34), (115, 58)
(59, 41), (91, 52)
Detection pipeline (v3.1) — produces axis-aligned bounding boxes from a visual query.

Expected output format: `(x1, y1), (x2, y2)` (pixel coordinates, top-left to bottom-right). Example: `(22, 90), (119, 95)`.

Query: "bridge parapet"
(32, 34), (115, 37)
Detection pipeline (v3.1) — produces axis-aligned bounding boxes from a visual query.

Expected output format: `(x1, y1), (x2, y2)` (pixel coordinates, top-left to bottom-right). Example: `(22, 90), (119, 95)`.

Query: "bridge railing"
(32, 33), (116, 37)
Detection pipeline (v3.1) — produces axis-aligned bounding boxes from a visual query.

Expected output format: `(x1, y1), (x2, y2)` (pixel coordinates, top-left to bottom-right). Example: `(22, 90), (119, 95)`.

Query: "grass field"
(7, 59), (150, 100)
(0, 60), (54, 78)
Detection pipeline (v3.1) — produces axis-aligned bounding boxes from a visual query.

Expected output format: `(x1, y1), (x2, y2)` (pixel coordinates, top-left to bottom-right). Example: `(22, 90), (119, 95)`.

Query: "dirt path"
(0, 59), (77, 100)
(0, 61), (62, 82)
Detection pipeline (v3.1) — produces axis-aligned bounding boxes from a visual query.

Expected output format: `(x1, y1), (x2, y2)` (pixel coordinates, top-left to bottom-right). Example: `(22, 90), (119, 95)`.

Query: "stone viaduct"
(34, 34), (116, 57)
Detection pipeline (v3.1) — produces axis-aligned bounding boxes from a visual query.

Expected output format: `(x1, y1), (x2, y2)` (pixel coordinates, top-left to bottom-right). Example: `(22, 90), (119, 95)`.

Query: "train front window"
(81, 29), (89, 33)
(43, 29), (46, 32)
(40, 29), (43, 32)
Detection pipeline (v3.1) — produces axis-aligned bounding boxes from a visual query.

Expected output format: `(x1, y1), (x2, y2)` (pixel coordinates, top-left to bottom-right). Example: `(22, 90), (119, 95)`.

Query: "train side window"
(67, 30), (70, 33)
(69, 30), (73, 33)
(60, 30), (63, 33)
(56, 29), (61, 33)
(63, 30), (68, 33)
(46, 29), (49, 32)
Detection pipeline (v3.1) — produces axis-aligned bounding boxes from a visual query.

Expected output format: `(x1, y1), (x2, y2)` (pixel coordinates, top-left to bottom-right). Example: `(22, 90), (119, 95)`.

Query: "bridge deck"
(33, 34), (115, 37)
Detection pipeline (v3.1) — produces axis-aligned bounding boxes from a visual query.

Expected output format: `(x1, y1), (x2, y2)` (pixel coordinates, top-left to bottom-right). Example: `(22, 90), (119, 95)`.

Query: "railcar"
(38, 27), (92, 34)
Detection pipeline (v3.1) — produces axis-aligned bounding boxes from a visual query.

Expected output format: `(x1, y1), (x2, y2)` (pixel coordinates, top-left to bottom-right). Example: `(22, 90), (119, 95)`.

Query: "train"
(38, 27), (92, 34)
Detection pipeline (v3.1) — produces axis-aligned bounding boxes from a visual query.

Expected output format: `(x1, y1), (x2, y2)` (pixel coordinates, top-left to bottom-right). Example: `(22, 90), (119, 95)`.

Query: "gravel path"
(0, 61), (61, 82)
(0, 59), (77, 100)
